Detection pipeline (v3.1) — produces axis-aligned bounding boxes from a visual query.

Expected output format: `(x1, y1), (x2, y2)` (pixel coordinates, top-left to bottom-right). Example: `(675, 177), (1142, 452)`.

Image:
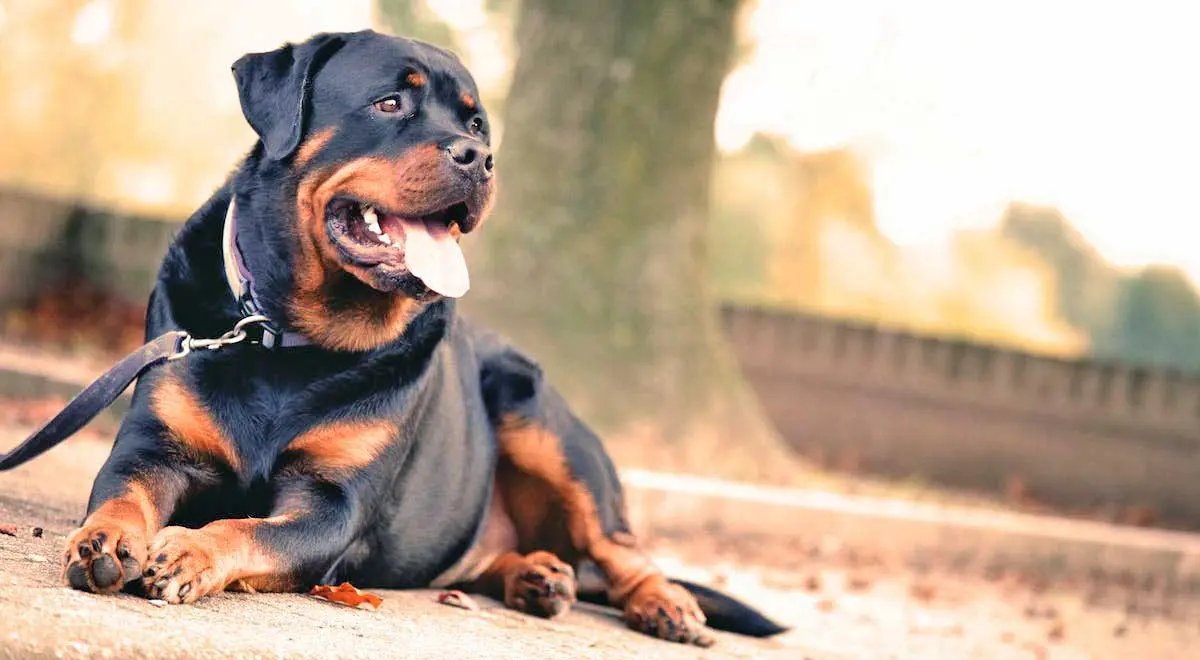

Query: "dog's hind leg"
(478, 347), (712, 644)
(469, 550), (577, 618)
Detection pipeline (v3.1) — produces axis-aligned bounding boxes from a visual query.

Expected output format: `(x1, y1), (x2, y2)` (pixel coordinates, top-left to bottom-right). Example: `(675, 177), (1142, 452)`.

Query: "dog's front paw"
(62, 520), (146, 594)
(623, 576), (710, 645)
(142, 526), (229, 604)
(503, 551), (576, 619)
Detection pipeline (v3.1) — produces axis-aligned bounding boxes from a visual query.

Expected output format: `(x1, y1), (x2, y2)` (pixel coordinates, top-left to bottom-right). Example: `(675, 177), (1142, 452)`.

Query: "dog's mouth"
(326, 198), (472, 297)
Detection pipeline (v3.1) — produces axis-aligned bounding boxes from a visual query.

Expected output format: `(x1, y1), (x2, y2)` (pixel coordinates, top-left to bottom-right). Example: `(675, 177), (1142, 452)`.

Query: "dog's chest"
(181, 348), (398, 480)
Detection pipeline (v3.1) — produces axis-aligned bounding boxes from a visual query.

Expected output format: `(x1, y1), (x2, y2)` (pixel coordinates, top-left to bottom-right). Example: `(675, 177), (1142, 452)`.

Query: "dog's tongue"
(398, 217), (469, 297)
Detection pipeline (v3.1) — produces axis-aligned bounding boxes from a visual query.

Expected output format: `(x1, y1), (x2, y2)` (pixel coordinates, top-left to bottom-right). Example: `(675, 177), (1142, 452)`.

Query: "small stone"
(148, 599), (167, 608)
(31, 527), (44, 538)
(25, 554), (47, 563)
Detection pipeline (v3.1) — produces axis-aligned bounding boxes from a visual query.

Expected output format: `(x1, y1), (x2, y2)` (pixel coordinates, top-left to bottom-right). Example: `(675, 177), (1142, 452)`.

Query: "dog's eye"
(468, 117), (484, 134)
(373, 96), (403, 114)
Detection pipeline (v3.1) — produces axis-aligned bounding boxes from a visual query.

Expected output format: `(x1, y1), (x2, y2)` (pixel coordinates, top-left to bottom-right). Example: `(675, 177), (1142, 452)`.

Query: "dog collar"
(221, 198), (311, 349)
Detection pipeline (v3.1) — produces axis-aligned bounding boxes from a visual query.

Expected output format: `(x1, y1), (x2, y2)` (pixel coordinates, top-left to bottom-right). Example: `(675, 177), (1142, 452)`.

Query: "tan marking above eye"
(405, 72), (426, 87)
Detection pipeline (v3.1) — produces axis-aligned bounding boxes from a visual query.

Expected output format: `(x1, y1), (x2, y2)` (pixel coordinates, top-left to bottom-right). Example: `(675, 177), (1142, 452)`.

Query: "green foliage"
(1000, 203), (1200, 372)
(1105, 266), (1200, 371)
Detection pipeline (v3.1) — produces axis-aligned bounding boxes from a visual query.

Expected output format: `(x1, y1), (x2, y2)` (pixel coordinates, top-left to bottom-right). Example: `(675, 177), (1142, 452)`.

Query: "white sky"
(716, 0), (1200, 281)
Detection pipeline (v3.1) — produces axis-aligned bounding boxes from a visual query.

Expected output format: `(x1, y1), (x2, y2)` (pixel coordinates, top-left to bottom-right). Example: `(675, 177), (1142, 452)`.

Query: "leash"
(0, 196), (307, 471)
(0, 315), (270, 471)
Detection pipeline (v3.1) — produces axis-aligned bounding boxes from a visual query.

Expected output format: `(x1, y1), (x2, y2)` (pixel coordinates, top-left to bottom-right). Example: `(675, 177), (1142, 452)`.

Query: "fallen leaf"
(0, 525), (17, 537)
(846, 575), (872, 592)
(309, 583), (383, 611)
(437, 590), (480, 611)
(148, 599), (167, 608)
(909, 582), (936, 603)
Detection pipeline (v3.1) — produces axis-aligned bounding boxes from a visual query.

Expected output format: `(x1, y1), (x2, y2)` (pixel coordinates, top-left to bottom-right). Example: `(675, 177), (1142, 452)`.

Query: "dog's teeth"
(379, 233), (392, 245)
(362, 206), (383, 234)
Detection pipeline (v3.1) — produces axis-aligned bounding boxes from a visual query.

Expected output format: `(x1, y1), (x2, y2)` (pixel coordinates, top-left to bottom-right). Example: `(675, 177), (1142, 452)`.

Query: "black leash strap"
(0, 331), (184, 471)
(0, 314), (270, 471)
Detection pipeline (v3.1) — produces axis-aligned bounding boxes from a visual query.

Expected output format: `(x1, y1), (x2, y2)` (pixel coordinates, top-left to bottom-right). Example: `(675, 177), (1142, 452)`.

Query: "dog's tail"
(576, 564), (789, 638)
(669, 578), (790, 638)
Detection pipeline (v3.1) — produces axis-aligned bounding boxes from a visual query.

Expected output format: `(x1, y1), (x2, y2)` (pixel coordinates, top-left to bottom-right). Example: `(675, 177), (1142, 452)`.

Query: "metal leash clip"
(169, 314), (271, 361)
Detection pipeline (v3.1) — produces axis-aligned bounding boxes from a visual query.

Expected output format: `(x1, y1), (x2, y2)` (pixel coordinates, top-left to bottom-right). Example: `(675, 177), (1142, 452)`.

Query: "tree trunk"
(466, 0), (793, 477)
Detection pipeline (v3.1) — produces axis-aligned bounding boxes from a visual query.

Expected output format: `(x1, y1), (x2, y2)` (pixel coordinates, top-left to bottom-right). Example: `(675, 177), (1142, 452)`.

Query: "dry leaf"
(0, 524), (17, 537)
(910, 582), (936, 603)
(846, 575), (872, 592)
(437, 590), (480, 611)
(309, 582), (383, 611)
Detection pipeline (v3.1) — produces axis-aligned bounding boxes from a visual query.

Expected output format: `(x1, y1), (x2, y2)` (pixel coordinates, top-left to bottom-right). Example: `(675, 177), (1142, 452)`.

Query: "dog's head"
(231, 30), (495, 350)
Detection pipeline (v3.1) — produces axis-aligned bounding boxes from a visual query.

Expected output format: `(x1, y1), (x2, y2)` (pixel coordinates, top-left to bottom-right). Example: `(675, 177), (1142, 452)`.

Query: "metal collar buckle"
(169, 314), (270, 361)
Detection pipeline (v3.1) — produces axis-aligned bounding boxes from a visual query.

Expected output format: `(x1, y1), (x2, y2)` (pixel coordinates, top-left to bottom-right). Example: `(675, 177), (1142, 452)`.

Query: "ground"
(0, 425), (807, 660)
(2, 422), (1199, 659)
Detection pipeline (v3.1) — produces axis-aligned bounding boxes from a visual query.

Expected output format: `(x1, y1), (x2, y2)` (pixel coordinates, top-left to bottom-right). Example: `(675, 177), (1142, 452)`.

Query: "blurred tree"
(999, 203), (1121, 339)
(1107, 266), (1200, 370)
(375, 0), (456, 50)
(466, 0), (788, 468)
(1001, 204), (1200, 371)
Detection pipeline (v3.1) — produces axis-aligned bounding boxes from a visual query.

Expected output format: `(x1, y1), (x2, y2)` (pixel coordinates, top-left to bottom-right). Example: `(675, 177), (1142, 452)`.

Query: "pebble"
(25, 554), (48, 563)
(148, 599), (167, 608)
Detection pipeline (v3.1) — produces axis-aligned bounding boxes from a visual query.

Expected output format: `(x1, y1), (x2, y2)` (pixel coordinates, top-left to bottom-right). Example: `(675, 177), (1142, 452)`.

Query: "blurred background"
(3, 0), (1200, 514)
(2, 1), (1200, 656)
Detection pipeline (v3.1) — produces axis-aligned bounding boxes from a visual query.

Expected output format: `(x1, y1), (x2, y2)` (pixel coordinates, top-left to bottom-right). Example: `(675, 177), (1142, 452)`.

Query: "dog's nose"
(445, 139), (493, 178)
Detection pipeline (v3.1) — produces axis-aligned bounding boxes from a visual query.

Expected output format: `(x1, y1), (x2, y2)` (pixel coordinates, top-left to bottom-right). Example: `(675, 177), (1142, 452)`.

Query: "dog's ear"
(232, 34), (345, 162)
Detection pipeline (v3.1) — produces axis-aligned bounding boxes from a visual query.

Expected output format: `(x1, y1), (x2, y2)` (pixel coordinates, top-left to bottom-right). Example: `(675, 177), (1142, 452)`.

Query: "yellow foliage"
(768, 148), (1084, 356)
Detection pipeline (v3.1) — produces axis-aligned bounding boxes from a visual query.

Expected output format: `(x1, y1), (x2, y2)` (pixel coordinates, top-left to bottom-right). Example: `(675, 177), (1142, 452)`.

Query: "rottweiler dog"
(57, 30), (786, 645)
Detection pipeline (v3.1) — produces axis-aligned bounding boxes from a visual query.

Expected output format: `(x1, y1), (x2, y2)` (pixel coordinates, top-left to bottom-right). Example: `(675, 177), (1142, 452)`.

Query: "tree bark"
(466, 0), (787, 468)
